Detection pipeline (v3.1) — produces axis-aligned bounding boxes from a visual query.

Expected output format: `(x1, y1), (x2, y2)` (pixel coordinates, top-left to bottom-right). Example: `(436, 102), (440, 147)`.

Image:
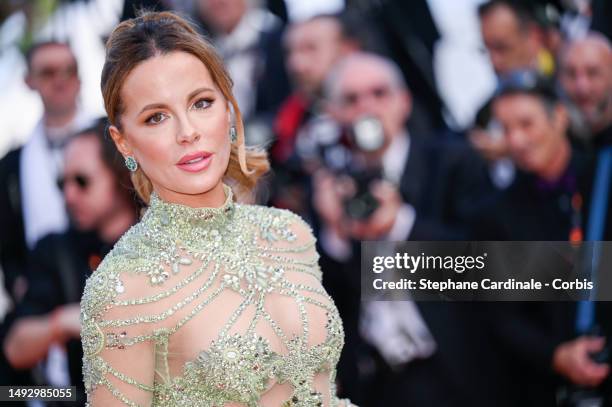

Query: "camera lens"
(352, 116), (385, 152)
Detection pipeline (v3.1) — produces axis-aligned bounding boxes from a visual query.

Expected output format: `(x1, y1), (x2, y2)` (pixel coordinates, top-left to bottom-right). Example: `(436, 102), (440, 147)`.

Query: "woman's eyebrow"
(187, 87), (215, 101)
(137, 87), (216, 115)
(139, 103), (167, 115)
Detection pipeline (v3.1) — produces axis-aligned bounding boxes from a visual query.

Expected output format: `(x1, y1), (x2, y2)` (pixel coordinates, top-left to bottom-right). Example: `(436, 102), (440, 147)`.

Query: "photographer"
(313, 52), (490, 247)
(472, 70), (612, 406)
(311, 52), (501, 407)
(472, 70), (588, 241)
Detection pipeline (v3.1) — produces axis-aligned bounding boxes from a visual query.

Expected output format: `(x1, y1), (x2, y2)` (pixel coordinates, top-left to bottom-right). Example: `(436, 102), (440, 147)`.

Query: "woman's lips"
(176, 152), (213, 173)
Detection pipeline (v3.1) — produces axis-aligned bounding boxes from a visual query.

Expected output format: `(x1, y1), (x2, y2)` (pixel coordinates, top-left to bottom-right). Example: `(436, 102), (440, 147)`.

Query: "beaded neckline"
(144, 184), (235, 231)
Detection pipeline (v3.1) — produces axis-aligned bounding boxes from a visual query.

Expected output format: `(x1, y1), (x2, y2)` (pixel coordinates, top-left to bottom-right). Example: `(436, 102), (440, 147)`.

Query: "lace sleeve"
(81, 253), (166, 406)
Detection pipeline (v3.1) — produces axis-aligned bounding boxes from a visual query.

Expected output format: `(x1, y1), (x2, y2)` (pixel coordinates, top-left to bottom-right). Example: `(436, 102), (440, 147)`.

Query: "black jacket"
(472, 149), (591, 241)
(0, 148), (34, 405)
(318, 134), (498, 406)
(401, 135), (494, 240)
(0, 148), (27, 301)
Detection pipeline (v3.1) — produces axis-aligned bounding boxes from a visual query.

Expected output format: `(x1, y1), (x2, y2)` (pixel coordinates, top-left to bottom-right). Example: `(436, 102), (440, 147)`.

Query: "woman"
(80, 11), (356, 407)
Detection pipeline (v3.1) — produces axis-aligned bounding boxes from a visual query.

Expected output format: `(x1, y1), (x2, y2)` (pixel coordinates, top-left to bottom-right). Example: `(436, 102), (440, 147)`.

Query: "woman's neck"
(155, 181), (227, 209)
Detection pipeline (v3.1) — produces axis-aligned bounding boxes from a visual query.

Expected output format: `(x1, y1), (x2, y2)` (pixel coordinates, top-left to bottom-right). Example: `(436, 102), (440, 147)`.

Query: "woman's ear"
(108, 125), (132, 157)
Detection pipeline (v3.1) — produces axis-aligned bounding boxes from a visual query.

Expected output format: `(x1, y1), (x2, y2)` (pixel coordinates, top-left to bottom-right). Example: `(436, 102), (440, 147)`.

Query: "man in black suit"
(475, 70), (612, 406)
(473, 70), (588, 241)
(311, 52), (499, 406)
(560, 33), (612, 240)
(560, 40), (612, 401)
(0, 41), (92, 303)
(314, 52), (490, 243)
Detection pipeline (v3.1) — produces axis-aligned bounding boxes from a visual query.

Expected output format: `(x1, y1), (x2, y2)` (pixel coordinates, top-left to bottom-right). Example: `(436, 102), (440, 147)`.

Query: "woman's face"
(110, 51), (231, 206)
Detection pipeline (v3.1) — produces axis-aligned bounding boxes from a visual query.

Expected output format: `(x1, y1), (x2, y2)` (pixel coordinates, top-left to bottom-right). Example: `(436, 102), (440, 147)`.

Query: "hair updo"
(101, 11), (269, 204)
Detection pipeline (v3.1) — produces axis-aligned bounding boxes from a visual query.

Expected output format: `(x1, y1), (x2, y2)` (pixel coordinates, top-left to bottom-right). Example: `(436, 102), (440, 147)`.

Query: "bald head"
(560, 33), (612, 132)
(325, 53), (406, 102)
(325, 52), (411, 143)
(562, 33), (612, 62)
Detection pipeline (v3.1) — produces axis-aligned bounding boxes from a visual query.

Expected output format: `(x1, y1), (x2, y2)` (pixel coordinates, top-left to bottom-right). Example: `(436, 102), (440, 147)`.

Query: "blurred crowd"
(0, 0), (611, 406)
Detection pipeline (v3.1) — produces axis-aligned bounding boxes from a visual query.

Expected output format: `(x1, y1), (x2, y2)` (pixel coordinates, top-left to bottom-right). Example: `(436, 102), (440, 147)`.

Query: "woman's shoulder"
(236, 203), (316, 243)
(80, 223), (154, 319)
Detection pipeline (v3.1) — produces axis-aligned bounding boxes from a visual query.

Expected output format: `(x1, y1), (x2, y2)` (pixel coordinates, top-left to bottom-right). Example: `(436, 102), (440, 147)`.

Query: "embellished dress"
(80, 184), (356, 406)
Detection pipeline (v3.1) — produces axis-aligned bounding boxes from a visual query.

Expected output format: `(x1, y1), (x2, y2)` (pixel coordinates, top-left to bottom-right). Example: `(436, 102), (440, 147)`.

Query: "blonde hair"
(101, 11), (269, 204)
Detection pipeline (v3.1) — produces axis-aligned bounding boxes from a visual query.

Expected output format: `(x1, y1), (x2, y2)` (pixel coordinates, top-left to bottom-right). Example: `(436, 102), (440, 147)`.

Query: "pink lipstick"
(176, 151), (213, 173)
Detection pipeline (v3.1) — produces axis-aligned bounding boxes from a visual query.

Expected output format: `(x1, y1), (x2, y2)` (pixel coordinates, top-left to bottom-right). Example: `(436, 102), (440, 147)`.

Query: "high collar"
(142, 184), (236, 241)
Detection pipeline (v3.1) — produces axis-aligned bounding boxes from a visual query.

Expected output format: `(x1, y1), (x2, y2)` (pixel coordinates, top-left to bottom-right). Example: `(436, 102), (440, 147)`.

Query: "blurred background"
(0, 0), (611, 406)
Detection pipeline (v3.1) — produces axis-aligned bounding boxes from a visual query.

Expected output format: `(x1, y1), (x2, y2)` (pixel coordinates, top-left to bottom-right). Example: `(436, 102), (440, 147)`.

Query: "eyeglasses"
(32, 65), (78, 81)
(57, 174), (90, 192)
(340, 85), (392, 107)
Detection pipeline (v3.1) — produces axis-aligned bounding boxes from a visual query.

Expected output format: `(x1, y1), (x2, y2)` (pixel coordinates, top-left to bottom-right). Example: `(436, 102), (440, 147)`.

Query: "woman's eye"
(145, 112), (167, 125)
(192, 98), (213, 110)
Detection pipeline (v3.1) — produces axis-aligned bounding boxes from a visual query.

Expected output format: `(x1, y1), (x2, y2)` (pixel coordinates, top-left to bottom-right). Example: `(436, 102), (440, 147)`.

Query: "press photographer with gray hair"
(309, 52), (499, 407)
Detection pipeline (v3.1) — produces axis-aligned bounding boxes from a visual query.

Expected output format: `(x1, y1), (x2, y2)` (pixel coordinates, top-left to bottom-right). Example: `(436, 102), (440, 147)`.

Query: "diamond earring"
(125, 156), (138, 172)
(229, 126), (237, 143)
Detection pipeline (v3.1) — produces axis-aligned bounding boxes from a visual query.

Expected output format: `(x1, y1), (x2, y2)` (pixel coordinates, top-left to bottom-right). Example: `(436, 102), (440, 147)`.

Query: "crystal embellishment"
(80, 183), (355, 407)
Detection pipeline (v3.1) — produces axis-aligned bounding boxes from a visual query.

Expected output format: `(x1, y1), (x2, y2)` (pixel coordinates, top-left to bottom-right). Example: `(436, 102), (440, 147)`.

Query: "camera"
(342, 168), (382, 220)
(351, 115), (386, 153)
(298, 114), (387, 220)
(341, 116), (386, 220)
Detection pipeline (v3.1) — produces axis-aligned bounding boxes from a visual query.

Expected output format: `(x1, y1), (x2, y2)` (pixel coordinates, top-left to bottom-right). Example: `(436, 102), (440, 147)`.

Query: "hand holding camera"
(312, 115), (405, 240)
(348, 179), (402, 240)
(313, 170), (403, 241)
(553, 336), (610, 387)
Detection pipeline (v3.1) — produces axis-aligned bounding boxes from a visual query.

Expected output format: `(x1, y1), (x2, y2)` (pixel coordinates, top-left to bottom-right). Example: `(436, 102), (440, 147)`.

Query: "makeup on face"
(114, 51), (233, 205)
(176, 151), (214, 173)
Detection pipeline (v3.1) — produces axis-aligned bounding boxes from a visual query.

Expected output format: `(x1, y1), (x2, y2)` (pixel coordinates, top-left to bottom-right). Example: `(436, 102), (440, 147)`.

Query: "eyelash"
(145, 112), (167, 125)
(144, 98), (214, 125)
(192, 98), (214, 110)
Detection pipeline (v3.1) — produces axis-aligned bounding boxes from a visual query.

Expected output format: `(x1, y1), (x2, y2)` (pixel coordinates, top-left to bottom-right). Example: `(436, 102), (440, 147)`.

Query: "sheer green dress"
(80, 184), (356, 406)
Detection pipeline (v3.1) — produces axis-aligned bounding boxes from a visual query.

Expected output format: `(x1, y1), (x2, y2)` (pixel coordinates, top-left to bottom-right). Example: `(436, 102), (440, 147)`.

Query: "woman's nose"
(176, 114), (201, 143)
